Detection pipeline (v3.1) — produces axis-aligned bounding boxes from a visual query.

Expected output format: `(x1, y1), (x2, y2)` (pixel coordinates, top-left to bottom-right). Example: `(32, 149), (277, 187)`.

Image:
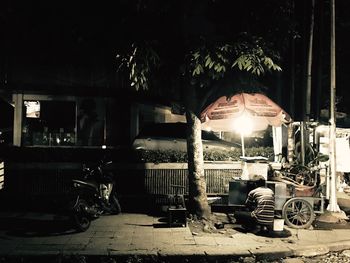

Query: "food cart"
(201, 93), (328, 229)
(228, 155), (327, 229)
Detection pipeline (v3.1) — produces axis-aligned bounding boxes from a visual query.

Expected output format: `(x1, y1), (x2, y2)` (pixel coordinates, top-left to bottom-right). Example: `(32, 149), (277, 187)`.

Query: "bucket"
(273, 219), (284, 231)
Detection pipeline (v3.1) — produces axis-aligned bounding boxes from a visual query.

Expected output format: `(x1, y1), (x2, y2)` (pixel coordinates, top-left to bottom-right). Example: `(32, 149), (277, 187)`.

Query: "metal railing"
(4, 162), (243, 196)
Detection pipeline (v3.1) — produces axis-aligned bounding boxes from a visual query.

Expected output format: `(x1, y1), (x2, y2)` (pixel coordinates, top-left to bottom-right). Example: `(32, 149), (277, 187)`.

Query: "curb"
(2, 241), (350, 261)
(0, 240), (350, 262)
(253, 240), (350, 260)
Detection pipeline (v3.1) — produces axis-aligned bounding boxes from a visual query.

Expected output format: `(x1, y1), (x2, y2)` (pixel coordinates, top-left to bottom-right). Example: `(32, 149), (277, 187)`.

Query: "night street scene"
(2, 0), (350, 262)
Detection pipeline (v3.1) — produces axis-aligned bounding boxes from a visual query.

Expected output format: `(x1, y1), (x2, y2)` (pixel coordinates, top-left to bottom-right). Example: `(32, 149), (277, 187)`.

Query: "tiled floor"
(0, 212), (349, 256)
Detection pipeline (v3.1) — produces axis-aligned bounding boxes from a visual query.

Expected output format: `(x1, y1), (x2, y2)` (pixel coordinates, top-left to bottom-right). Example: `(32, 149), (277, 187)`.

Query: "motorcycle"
(70, 159), (121, 232)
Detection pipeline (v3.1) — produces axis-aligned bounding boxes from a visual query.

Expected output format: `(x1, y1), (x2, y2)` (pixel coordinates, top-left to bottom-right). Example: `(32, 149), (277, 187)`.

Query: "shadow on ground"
(0, 217), (77, 237)
(233, 225), (292, 238)
(314, 220), (350, 230)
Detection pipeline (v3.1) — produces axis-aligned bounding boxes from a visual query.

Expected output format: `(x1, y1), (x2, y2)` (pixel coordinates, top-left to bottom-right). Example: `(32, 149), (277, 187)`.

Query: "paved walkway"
(0, 212), (350, 259)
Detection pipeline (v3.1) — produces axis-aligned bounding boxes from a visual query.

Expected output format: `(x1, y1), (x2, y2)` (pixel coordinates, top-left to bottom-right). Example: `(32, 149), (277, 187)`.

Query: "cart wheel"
(290, 165), (314, 186)
(282, 198), (315, 229)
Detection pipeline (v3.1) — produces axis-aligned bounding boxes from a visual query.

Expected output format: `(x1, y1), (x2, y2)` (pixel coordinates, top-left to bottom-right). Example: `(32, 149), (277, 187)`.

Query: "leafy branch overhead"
(117, 43), (160, 91)
(189, 36), (282, 86)
(117, 35), (282, 91)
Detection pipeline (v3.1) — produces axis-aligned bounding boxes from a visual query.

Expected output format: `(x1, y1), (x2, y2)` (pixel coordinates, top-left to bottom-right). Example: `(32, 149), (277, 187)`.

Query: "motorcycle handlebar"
(104, 160), (113, 165)
(82, 160), (113, 173)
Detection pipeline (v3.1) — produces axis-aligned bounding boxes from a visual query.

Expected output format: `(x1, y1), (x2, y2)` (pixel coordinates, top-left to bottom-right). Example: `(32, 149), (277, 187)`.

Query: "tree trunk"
(185, 87), (211, 219)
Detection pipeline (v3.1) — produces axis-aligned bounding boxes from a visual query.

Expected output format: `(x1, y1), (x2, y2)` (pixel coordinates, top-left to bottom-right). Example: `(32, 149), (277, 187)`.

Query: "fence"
(4, 162), (243, 196)
(141, 162), (242, 195)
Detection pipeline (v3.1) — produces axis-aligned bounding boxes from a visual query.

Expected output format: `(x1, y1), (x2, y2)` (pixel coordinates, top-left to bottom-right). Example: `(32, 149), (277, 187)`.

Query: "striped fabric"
(246, 187), (275, 225)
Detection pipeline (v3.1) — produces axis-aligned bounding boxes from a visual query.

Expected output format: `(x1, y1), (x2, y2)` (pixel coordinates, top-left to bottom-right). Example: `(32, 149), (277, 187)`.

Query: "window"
(22, 100), (76, 146)
(76, 98), (104, 146)
(22, 98), (105, 147)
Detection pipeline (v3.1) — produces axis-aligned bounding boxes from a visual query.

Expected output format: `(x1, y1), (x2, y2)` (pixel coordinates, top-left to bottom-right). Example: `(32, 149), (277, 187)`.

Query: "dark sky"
(1, 0), (350, 117)
(1, 0), (301, 58)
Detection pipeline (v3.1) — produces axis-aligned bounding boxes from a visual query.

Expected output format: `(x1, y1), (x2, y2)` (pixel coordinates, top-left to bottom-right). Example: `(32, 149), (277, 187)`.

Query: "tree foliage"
(118, 34), (282, 97)
(117, 42), (160, 91)
(186, 34), (282, 91)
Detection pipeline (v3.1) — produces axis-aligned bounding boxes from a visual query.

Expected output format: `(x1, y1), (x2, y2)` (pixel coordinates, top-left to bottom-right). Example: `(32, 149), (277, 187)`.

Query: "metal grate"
(145, 169), (188, 195)
(5, 162), (243, 197)
(205, 169), (242, 194)
(145, 168), (242, 195)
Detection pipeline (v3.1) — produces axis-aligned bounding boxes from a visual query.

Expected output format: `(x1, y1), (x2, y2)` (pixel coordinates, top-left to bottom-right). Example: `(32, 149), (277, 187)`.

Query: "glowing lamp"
(233, 115), (253, 136)
(232, 113), (253, 157)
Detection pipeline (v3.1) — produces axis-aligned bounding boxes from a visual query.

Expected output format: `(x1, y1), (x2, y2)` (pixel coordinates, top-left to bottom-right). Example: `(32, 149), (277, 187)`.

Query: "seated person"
(235, 175), (275, 233)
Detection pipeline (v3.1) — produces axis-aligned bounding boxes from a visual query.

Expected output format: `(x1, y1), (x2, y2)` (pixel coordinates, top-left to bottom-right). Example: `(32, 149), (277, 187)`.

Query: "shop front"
(13, 93), (110, 148)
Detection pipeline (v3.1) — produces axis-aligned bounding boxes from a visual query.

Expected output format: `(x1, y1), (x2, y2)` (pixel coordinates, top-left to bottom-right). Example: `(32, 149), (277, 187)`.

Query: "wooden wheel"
(282, 198), (315, 229)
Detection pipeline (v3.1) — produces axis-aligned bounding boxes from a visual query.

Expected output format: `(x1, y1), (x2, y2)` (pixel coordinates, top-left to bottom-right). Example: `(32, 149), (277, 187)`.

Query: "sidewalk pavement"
(0, 212), (350, 260)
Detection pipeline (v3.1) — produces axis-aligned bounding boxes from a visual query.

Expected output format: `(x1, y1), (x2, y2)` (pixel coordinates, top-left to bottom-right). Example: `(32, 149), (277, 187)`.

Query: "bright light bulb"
(233, 115), (253, 135)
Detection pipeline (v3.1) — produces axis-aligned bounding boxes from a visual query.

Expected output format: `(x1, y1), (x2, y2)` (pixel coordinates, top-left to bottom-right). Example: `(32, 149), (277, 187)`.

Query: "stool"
(168, 207), (187, 227)
(167, 184), (187, 227)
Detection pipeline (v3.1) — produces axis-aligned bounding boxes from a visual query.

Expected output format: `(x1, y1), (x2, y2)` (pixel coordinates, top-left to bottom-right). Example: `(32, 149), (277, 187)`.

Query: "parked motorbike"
(70, 159), (121, 232)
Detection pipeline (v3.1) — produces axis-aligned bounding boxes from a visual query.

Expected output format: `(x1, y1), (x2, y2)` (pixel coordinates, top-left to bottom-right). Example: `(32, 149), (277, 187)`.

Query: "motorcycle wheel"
(109, 193), (121, 215)
(71, 199), (91, 232)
